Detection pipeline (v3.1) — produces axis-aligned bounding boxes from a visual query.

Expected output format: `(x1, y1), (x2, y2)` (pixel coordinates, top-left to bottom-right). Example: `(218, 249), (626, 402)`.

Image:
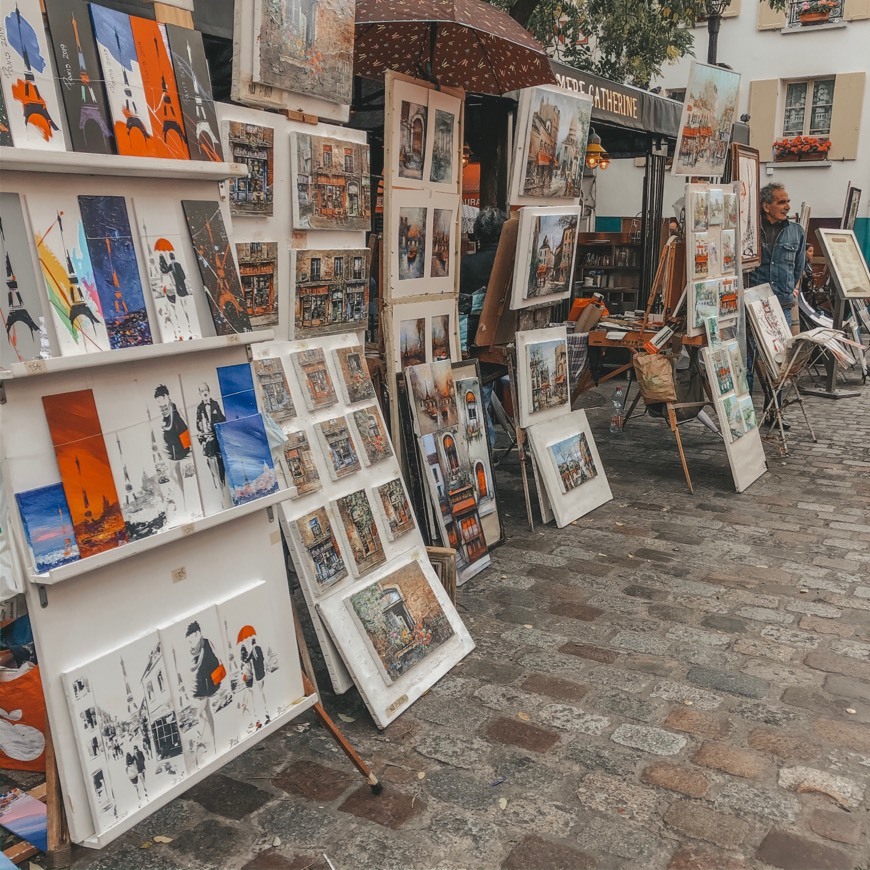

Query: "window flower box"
(773, 136), (831, 162)
(797, 0), (837, 22)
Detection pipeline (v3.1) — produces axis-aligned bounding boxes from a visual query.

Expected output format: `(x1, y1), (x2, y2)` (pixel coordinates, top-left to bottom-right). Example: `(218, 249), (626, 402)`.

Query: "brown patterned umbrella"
(354, 0), (556, 95)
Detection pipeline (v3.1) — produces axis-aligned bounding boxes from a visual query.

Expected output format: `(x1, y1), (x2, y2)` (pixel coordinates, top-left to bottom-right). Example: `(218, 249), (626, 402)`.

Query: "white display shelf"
(1, 331), (274, 380)
(80, 691), (319, 850)
(29, 487), (292, 586)
(0, 146), (248, 181)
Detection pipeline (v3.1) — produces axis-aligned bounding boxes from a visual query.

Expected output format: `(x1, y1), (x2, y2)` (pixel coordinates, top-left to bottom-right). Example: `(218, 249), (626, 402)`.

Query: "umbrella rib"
(469, 28), (504, 95)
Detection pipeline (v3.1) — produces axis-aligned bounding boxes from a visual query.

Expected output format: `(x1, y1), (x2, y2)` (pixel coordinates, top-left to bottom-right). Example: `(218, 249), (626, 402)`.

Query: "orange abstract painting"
(42, 388), (127, 558)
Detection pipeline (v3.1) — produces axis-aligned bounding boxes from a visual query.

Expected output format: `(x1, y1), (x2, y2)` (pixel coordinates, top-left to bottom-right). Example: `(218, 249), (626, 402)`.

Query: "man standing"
(195, 383), (226, 492)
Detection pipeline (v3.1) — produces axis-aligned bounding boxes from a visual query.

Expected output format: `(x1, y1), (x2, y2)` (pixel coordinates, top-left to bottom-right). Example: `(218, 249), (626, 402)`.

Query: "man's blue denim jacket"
(747, 220), (806, 306)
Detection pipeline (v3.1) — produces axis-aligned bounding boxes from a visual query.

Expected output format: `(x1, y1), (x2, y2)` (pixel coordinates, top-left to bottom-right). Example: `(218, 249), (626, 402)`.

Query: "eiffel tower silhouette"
(71, 10), (111, 145)
(2, 216), (41, 340)
(116, 29), (149, 140)
(156, 38), (184, 143)
(56, 211), (101, 330)
(11, 4), (60, 140)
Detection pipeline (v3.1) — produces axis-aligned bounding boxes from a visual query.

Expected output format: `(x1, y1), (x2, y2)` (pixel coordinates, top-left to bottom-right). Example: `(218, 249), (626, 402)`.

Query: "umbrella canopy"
(354, 0), (556, 95)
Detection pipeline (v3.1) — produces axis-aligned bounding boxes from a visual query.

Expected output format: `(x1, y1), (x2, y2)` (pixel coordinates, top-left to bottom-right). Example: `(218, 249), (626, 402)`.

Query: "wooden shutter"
(757, 2), (786, 29)
(748, 79), (779, 156)
(844, 0), (870, 20)
(829, 72), (866, 160)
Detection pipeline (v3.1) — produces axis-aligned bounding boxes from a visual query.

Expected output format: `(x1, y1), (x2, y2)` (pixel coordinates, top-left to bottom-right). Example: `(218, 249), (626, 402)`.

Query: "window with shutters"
(782, 78), (835, 137)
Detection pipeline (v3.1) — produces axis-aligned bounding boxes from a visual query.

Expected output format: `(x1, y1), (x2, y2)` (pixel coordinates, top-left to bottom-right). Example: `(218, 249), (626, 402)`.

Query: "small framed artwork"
(424, 89), (462, 193)
(405, 360), (458, 437)
(332, 488), (387, 577)
(314, 416), (361, 481)
(840, 184), (861, 231)
(387, 77), (431, 189)
(815, 229), (870, 300)
(291, 347), (338, 411)
(280, 429), (321, 498)
(389, 298), (460, 371)
(349, 404), (393, 467)
(286, 505), (349, 595)
(731, 143), (761, 270)
(372, 478), (416, 542)
(333, 344), (376, 405)
(515, 327), (571, 429)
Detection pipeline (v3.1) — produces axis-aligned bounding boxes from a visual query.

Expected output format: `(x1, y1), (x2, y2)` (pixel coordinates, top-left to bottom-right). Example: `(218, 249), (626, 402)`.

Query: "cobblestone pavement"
(11, 381), (870, 870)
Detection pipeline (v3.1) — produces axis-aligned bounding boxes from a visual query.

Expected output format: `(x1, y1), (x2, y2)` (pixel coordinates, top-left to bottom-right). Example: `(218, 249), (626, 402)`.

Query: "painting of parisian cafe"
(294, 248), (369, 336)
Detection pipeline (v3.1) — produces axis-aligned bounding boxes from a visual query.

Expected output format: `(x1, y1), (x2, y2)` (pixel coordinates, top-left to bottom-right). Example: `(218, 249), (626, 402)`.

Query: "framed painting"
(292, 248), (369, 338)
(526, 409), (612, 528)
(235, 241), (278, 329)
(224, 122), (274, 216)
(425, 89), (462, 193)
(515, 327), (571, 429)
(673, 61), (740, 178)
(333, 488), (387, 577)
(511, 207), (582, 310)
(841, 184), (861, 231)
(731, 144), (761, 270)
(744, 283), (793, 376)
(333, 345), (376, 405)
(315, 549), (475, 728)
(388, 78), (431, 188)
(509, 86), (592, 205)
(214, 414), (280, 506)
(816, 229), (870, 300)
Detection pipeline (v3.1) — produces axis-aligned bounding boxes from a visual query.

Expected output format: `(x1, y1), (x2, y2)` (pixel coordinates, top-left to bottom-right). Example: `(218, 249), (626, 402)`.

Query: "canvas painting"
(333, 344), (375, 405)
(527, 409), (612, 528)
(0, 193), (50, 368)
(133, 196), (204, 343)
(281, 429), (320, 497)
(398, 99), (427, 181)
(291, 132), (371, 231)
(252, 358), (296, 427)
(290, 506), (347, 592)
(690, 279), (718, 332)
(351, 404), (393, 466)
(816, 229), (870, 299)
(691, 189), (709, 232)
(374, 478), (415, 541)
(431, 314), (450, 362)
(739, 395), (757, 432)
(430, 208), (453, 278)
(691, 232), (710, 280)
(708, 188), (724, 225)
(79, 195), (153, 349)
(513, 208), (580, 309)
(63, 631), (189, 835)
(516, 327), (569, 429)
(674, 62), (740, 177)
(253, 0), (354, 106)
(842, 185), (861, 231)
(453, 369), (497, 526)
(292, 248), (369, 338)
(44, 0), (114, 154)
(159, 604), (239, 770)
(0, 789), (47, 853)
(426, 90), (461, 189)
(215, 414), (280, 506)
(723, 192), (738, 231)
(26, 193), (111, 355)
(710, 347), (734, 396)
(406, 360), (458, 437)
(235, 242), (278, 329)
(334, 489), (386, 577)
(719, 276), (738, 319)
(745, 284), (792, 375)
(0, 0), (65, 150)
(225, 122), (273, 216)
(15, 483), (80, 574)
(400, 318), (426, 370)
(721, 229), (736, 275)
(347, 559), (455, 686)
(291, 347), (338, 411)
(315, 416), (361, 480)
(164, 24), (223, 161)
(398, 207), (427, 281)
(182, 200), (252, 335)
(42, 388), (127, 558)
(732, 144), (761, 269)
(0, 86), (12, 145)
(722, 395), (746, 441)
(96, 374), (203, 541)
(513, 86), (592, 201)
(726, 340), (749, 395)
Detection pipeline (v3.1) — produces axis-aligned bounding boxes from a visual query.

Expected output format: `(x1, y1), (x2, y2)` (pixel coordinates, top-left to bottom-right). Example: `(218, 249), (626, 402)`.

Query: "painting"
(745, 283), (792, 376)
(291, 132), (371, 231)
(351, 404), (393, 466)
(252, 0), (354, 107)
(26, 192), (111, 355)
(235, 241), (278, 329)
(739, 395), (757, 432)
(79, 195), (153, 349)
(291, 347), (337, 411)
(691, 189), (708, 232)
(0, 193), (50, 368)
(841, 185), (861, 231)
(430, 208), (453, 278)
(0, 86), (12, 145)
(315, 416), (360, 480)
(133, 196), (203, 343)
(333, 344), (375, 405)
(816, 229), (870, 300)
(398, 206), (427, 281)
(710, 346), (734, 396)
(44, 0), (114, 154)
(719, 277), (738, 319)
(290, 506), (347, 592)
(164, 24), (223, 161)
(292, 248), (369, 337)
(398, 99), (427, 181)
(406, 360), (458, 437)
(217, 363), (258, 421)
(15, 483), (80, 573)
(214, 414), (280, 506)
(527, 409), (612, 528)
(722, 395), (746, 441)
(42, 388), (127, 558)
(691, 279), (718, 332)
(513, 86), (592, 202)
(708, 188), (724, 225)
(0, 0), (66, 150)
(225, 122), (273, 216)
(0, 789), (46, 853)
(732, 144), (761, 269)
(129, 15), (189, 159)
(513, 207), (580, 309)
(63, 632), (188, 835)
(334, 489), (386, 577)
(691, 231), (710, 280)
(182, 200), (252, 335)
(97, 374), (203, 542)
(374, 478), (415, 541)
(721, 229), (736, 276)
(400, 318), (425, 370)
(516, 327), (569, 429)
(252, 358), (296, 427)
(431, 314), (450, 362)
(674, 62), (740, 177)
(281, 429), (320, 497)
(723, 191), (738, 231)
(426, 90), (461, 189)
(726, 339), (749, 395)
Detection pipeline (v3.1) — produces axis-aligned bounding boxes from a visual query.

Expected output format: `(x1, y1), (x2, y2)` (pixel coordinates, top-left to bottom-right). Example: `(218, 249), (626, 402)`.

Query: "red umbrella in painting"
(354, 0), (556, 95)
(237, 625), (257, 644)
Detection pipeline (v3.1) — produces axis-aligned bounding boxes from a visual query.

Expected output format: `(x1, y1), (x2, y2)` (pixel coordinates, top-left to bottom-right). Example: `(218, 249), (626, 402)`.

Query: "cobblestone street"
(45, 383), (870, 869)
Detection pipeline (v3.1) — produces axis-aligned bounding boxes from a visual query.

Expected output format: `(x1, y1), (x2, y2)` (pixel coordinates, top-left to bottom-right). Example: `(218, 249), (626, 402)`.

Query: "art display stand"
(801, 298), (862, 400)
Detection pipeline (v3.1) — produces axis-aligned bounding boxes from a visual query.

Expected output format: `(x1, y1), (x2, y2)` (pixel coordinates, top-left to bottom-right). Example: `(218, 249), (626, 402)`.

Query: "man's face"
(763, 188), (791, 223)
(156, 393), (170, 414)
(187, 629), (201, 654)
(199, 385), (210, 402)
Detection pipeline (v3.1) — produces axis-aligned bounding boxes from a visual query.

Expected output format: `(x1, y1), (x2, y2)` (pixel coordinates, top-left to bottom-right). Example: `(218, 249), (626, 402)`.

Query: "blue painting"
(214, 415), (279, 506)
(89, 4), (136, 71)
(15, 483), (81, 573)
(217, 363), (258, 421)
(78, 195), (153, 349)
(4, 8), (47, 73)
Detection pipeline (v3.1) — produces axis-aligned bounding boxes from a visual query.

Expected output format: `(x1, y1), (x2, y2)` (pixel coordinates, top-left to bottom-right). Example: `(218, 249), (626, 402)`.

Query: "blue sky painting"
(214, 415), (278, 505)
(217, 363), (258, 421)
(89, 3), (137, 71)
(15, 483), (81, 573)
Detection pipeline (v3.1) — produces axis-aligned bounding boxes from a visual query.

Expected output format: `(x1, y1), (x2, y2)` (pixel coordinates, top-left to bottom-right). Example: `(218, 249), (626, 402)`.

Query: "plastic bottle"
(610, 385), (625, 434)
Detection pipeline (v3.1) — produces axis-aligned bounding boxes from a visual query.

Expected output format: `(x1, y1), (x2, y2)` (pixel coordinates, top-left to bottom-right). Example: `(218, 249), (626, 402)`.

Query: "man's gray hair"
(760, 182), (786, 206)
(473, 207), (509, 244)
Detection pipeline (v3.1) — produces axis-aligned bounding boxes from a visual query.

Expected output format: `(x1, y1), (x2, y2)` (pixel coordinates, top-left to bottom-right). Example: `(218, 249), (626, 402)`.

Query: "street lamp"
(585, 129), (611, 170)
(705, 0), (732, 65)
